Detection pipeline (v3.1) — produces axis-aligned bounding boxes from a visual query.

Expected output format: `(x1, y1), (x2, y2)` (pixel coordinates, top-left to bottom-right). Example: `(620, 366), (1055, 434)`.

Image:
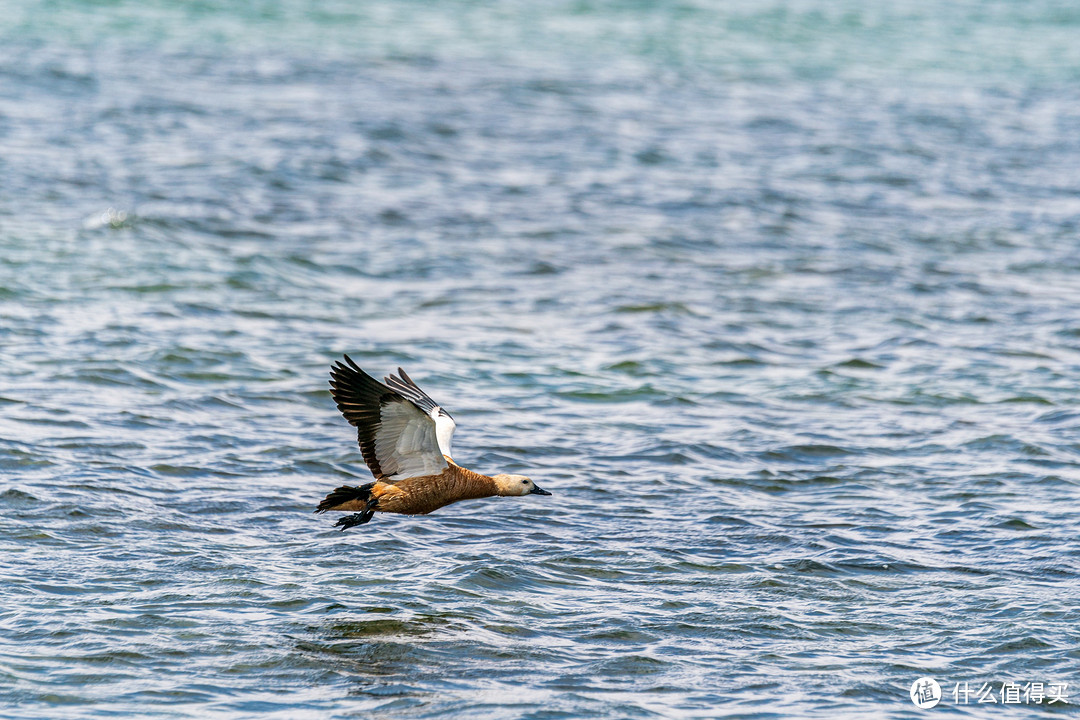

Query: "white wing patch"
(432, 408), (457, 459)
(374, 401), (448, 480)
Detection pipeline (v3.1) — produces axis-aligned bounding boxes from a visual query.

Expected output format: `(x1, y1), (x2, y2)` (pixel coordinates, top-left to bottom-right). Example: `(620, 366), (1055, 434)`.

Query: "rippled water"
(3, 1), (1080, 717)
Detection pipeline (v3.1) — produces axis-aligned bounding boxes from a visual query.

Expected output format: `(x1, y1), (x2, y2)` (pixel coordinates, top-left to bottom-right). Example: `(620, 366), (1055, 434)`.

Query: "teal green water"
(2, 1), (1080, 718)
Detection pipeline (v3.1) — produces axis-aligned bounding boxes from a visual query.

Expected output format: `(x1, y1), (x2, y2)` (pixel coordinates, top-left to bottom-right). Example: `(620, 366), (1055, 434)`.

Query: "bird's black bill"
(529, 485), (552, 496)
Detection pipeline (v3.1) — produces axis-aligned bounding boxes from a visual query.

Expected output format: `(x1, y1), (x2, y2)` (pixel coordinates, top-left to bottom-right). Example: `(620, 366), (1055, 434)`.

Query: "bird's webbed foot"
(333, 507), (375, 531)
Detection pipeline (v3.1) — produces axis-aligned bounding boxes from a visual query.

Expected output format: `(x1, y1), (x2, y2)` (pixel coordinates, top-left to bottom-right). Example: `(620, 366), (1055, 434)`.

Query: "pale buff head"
(492, 474), (552, 497)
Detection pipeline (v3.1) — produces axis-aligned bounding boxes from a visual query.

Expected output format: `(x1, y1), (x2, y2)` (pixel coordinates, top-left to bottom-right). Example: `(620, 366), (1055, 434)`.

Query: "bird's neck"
(446, 465), (499, 500)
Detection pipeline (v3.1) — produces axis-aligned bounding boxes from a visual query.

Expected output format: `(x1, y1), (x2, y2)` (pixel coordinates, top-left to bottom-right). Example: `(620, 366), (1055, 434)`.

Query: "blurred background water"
(3, 1), (1080, 717)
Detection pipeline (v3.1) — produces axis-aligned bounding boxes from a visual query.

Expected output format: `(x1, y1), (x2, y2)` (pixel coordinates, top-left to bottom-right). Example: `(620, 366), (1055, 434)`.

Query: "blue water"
(3, 1), (1080, 717)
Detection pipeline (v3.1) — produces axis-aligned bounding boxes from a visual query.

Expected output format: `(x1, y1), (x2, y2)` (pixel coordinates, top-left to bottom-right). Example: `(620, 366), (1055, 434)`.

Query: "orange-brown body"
(326, 462), (499, 516)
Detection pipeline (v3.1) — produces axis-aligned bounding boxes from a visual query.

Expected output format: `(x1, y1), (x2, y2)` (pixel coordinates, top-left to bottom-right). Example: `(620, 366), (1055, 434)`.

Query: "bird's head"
(493, 474), (552, 497)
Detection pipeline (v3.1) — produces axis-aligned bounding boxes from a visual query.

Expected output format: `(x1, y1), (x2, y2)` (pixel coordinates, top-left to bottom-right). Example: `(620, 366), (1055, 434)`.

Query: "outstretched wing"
(329, 355), (448, 482)
(384, 367), (457, 459)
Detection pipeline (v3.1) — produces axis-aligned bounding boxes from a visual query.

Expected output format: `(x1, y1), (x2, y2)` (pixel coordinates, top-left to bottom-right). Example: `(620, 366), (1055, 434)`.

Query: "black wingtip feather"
(328, 357), (401, 480)
(384, 366), (444, 416)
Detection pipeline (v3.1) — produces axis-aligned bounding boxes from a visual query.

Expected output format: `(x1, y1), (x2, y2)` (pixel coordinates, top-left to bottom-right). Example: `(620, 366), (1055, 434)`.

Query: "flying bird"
(316, 355), (551, 530)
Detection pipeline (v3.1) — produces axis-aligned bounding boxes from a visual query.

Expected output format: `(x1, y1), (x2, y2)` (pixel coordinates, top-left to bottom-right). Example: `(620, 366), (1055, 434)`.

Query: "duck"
(316, 354), (551, 530)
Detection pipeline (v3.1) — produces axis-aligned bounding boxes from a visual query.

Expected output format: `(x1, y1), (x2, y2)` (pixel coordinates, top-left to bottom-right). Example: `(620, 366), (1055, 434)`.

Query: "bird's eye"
(521, 480), (528, 485)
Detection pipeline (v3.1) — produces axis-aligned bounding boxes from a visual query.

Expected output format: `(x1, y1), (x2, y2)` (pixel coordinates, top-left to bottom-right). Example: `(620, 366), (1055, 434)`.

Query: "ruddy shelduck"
(316, 355), (551, 530)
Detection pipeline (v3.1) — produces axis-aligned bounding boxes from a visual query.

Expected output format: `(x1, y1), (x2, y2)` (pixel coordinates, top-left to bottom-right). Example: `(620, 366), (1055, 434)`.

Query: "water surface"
(2, 1), (1080, 717)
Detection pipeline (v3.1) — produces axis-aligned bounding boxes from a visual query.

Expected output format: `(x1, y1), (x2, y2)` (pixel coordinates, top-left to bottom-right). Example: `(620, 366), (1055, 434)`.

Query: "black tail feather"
(315, 482), (376, 513)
